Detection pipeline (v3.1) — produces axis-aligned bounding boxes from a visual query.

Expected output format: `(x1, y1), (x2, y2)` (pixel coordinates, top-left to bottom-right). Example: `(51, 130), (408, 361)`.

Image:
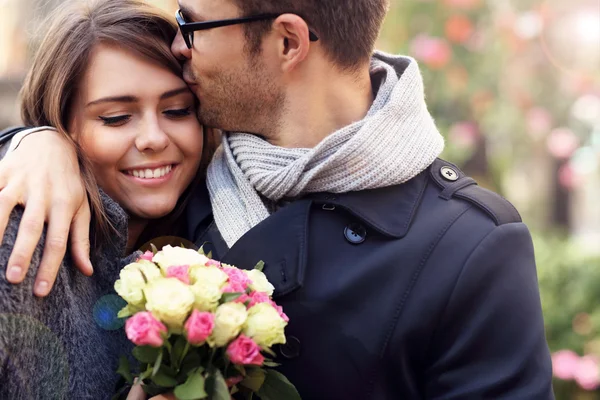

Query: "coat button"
(344, 223), (367, 244)
(440, 166), (459, 182)
(280, 336), (301, 359)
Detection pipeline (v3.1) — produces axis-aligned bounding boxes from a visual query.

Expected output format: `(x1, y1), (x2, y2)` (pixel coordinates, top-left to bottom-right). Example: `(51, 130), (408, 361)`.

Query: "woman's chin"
(128, 203), (177, 220)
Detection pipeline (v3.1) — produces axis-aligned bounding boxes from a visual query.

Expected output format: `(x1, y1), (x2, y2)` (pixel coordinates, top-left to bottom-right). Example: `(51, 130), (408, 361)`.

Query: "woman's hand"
(0, 129), (92, 296)
(126, 383), (176, 400)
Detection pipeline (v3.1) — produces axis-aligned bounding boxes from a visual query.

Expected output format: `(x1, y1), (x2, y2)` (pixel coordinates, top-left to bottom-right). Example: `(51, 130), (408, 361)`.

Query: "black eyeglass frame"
(176, 9), (319, 49)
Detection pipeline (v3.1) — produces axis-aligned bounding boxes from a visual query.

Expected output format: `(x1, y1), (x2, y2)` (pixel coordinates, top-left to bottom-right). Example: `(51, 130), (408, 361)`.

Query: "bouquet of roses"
(112, 245), (300, 400)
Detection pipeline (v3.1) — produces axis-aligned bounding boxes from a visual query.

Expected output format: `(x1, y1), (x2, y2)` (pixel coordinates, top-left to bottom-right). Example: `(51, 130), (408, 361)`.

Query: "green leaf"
(151, 369), (178, 388)
(261, 361), (280, 368)
(206, 251), (213, 260)
(178, 351), (203, 380)
(116, 355), (134, 384)
(150, 243), (159, 255)
(133, 346), (161, 364)
(152, 348), (164, 377)
(141, 382), (165, 397)
(171, 335), (188, 368)
(220, 292), (244, 304)
(253, 261), (265, 272)
(206, 369), (230, 400)
(239, 368), (266, 392)
(256, 369), (301, 400)
(174, 370), (208, 400)
(261, 347), (276, 358)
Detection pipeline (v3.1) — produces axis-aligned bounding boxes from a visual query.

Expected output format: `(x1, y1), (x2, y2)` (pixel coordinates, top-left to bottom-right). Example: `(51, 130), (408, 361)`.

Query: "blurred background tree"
(0, 0), (599, 398)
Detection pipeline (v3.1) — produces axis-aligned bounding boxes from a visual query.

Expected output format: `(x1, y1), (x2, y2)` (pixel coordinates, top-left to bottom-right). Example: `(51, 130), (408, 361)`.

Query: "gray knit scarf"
(207, 51), (445, 247)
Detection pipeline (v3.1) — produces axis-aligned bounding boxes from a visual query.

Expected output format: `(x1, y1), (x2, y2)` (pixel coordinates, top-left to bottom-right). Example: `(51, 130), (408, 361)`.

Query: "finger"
(149, 394), (176, 400)
(126, 382), (146, 400)
(6, 199), (45, 285)
(35, 204), (73, 296)
(70, 202), (93, 276)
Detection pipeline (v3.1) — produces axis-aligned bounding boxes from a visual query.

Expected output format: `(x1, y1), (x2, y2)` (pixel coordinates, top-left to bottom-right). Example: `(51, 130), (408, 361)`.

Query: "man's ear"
(271, 14), (313, 71)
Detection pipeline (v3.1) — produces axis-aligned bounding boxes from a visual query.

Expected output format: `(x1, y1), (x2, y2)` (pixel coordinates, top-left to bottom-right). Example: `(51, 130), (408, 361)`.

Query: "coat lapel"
(221, 199), (313, 298)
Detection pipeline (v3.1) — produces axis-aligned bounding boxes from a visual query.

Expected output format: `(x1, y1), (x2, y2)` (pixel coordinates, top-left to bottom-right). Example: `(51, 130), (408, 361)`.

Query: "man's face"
(172, 0), (283, 134)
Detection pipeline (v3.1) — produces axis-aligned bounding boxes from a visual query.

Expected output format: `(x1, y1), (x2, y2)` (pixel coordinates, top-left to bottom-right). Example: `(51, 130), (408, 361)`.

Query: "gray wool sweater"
(0, 192), (138, 400)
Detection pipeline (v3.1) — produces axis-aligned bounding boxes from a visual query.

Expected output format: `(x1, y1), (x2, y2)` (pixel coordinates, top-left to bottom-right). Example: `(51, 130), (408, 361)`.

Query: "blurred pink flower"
(445, 15), (474, 43)
(558, 163), (583, 190)
(526, 107), (553, 139)
(546, 127), (579, 159)
(575, 355), (600, 391)
(410, 35), (452, 69)
(449, 122), (479, 149)
(552, 350), (580, 380)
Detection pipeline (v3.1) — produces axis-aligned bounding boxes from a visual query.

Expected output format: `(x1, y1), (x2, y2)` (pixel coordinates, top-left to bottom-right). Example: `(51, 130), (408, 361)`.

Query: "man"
(0, 0), (553, 398)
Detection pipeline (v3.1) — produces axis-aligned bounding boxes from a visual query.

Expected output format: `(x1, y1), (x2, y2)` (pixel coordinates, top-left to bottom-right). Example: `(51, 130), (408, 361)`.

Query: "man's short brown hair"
(233, 0), (390, 69)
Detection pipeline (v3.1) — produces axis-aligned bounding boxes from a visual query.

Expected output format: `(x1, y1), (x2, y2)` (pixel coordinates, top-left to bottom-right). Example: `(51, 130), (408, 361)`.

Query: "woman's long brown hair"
(20, 0), (217, 253)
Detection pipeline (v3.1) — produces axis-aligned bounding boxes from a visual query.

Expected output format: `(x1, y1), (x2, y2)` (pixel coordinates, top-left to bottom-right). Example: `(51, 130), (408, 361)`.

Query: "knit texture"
(207, 51), (445, 247)
(0, 192), (138, 400)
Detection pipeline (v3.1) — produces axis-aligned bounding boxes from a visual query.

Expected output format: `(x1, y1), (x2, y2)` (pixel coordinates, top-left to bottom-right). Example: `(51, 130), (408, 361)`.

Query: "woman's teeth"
(127, 165), (173, 179)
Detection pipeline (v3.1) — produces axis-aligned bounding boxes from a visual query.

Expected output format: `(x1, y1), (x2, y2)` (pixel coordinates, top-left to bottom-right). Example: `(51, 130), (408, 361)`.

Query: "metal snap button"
(280, 336), (301, 359)
(440, 166), (459, 182)
(344, 223), (367, 244)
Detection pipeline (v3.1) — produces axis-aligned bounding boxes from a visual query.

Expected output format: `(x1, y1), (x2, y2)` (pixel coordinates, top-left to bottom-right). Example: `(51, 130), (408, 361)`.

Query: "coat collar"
(186, 170), (428, 298)
(304, 169), (428, 238)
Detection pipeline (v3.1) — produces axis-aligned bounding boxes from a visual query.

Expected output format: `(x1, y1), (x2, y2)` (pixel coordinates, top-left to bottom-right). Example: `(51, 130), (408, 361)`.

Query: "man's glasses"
(176, 9), (319, 49)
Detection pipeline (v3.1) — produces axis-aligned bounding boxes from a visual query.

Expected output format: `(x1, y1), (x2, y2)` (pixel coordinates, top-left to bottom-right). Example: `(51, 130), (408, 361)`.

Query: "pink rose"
(575, 355), (600, 391)
(247, 292), (289, 322)
(552, 350), (580, 380)
(206, 259), (221, 267)
(184, 310), (215, 345)
(166, 265), (191, 285)
(248, 291), (271, 308)
(225, 376), (243, 388)
(138, 251), (154, 262)
(271, 303), (289, 323)
(125, 312), (167, 347)
(223, 267), (252, 292)
(226, 335), (265, 366)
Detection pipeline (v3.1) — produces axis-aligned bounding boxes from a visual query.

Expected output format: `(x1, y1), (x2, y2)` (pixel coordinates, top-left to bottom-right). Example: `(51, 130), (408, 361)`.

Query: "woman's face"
(69, 43), (203, 220)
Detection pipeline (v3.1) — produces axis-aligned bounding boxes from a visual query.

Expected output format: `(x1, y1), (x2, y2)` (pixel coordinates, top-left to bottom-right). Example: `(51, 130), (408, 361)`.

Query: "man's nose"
(171, 30), (192, 61)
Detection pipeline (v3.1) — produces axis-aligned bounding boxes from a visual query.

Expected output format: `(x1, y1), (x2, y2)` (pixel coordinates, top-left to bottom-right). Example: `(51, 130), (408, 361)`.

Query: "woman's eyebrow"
(85, 88), (189, 108)
(160, 87), (190, 100)
(86, 95), (138, 107)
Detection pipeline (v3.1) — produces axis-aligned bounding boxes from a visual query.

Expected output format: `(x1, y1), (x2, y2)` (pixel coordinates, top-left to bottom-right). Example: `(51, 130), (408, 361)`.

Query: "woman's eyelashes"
(163, 106), (192, 118)
(98, 107), (192, 126)
(99, 114), (130, 126)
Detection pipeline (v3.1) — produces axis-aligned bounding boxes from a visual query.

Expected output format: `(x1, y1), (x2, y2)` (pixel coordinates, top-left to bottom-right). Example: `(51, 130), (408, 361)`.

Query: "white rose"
(243, 303), (287, 348)
(245, 269), (275, 296)
(190, 281), (222, 312)
(190, 265), (228, 287)
(134, 260), (163, 281)
(144, 277), (195, 330)
(208, 303), (248, 347)
(152, 245), (209, 273)
(114, 264), (147, 306)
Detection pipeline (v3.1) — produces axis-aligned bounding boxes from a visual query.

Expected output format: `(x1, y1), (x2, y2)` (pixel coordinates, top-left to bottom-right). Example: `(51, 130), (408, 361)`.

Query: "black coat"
(188, 158), (554, 400)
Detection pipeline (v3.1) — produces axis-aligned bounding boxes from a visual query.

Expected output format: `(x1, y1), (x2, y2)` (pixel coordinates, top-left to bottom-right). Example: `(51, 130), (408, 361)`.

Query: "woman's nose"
(135, 118), (170, 154)
(171, 30), (192, 61)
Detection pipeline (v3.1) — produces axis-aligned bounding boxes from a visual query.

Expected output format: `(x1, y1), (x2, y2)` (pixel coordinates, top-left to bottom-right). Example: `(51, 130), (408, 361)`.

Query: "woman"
(0, 0), (214, 398)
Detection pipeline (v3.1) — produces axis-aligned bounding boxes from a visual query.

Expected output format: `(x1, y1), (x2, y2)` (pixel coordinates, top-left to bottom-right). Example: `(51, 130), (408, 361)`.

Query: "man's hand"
(0, 129), (92, 296)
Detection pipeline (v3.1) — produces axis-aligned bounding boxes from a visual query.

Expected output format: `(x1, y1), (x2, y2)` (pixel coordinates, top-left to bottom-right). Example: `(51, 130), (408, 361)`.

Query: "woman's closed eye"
(164, 106), (192, 118)
(98, 114), (130, 126)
